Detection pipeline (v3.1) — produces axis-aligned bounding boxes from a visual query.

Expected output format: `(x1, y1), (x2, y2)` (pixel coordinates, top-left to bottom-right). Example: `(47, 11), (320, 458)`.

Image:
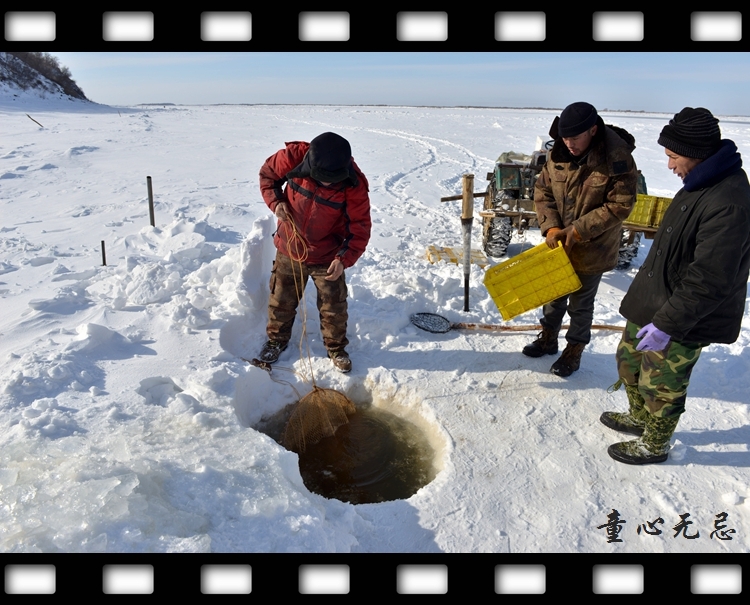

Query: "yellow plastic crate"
(652, 196), (673, 226)
(626, 194), (657, 227)
(624, 194), (674, 228)
(484, 242), (582, 321)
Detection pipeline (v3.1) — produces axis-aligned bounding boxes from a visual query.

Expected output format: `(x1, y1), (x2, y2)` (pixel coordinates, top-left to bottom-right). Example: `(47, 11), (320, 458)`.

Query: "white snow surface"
(2, 89), (750, 554)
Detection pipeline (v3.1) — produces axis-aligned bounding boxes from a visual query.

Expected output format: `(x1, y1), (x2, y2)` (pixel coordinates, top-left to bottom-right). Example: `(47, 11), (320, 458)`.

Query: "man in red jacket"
(257, 132), (371, 373)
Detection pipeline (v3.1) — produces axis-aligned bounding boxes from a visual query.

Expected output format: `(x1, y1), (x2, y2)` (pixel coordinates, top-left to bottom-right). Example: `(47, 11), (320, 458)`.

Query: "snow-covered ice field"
(2, 89), (750, 553)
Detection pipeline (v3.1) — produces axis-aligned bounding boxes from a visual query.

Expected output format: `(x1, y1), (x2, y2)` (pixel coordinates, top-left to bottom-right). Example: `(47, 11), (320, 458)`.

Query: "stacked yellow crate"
(624, 194), (674, 228)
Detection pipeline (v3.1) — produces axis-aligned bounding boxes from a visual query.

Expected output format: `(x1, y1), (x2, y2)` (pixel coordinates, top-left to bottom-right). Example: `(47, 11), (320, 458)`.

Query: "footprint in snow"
(65, 146), (99, 156)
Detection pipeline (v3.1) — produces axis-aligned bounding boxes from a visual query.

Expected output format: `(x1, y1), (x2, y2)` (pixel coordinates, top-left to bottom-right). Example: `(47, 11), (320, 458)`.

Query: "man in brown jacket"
(523, 102), (638, 376)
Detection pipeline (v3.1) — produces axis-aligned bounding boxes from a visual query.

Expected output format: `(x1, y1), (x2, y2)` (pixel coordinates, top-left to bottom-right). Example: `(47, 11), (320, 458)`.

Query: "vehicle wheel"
(617, 229), (641, 269)
(484, 215), (513, 258)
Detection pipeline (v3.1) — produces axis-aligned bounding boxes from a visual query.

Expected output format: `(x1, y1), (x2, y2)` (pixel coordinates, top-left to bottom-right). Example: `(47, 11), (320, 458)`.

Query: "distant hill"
(0, 52), (88, 101)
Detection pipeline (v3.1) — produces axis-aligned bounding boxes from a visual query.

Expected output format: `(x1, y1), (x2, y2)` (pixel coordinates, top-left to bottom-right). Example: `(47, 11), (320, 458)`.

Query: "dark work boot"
(258, 340), (288, 364)
(550, 342), (585, 377)
(522, 327), (559, 358)
(328, 349), (352, 373)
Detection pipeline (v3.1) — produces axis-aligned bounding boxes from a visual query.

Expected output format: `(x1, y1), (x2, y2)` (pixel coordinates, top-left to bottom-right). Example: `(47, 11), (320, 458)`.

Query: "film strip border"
(2, 554), (747, 596)
(2, 9), (748, 49)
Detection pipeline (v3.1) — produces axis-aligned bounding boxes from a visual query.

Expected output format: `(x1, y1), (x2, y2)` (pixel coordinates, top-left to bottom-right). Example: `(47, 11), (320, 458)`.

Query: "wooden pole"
(451, 322), (624, 333)
(26, 114), (44, 128)
(461, 174), (474, 221)
(461, 174), (474, 312)
(441, 191), (485, 203)
(147, 176), (155, 227)
(101, 240), (107, 266)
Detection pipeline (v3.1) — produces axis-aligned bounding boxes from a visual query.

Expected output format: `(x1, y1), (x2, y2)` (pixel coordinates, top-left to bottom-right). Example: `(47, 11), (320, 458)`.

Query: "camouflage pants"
(615, 321), (706, 418)
(266, 251), (349, 351)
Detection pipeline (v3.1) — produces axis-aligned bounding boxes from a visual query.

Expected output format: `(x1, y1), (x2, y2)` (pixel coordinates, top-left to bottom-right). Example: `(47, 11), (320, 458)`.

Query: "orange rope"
(279, 216), (317, 387)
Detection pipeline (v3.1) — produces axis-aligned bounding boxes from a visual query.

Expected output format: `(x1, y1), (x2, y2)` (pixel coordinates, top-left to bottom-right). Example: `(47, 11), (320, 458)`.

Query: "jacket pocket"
(587, 174), (608, 188)
(269, 264), (277, 295)
(666, 263), (682, 293)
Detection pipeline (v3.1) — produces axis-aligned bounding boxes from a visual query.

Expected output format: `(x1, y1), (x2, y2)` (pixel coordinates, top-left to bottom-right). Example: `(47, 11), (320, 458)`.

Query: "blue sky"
(53, 52), (750, 116)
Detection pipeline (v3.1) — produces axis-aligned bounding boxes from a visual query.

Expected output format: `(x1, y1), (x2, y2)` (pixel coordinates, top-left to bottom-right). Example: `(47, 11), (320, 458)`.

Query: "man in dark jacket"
(524, 102), (638, 377)
(602, 107), (750, 464)
(257, 132), (371, 373)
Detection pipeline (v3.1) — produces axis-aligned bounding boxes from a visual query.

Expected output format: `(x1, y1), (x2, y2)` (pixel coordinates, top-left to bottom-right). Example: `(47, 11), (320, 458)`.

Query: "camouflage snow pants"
(266, 251), (349, 352)
(615, 321), (707, 418)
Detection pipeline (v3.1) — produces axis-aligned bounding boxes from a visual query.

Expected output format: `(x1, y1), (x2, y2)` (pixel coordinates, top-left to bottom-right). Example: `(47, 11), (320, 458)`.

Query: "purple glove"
(636, 323), (671, 352)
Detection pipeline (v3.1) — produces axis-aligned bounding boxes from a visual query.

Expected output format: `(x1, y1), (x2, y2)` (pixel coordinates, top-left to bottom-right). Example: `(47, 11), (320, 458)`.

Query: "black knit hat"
(308, 132), (352, 183)
(658, 107), (721, 159)
(558, 102), (598, 138)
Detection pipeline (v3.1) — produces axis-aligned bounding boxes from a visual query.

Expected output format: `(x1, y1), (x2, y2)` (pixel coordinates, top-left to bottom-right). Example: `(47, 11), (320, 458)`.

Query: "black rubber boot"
(522, 327), (559, 358)
(550, 343), (585, 377)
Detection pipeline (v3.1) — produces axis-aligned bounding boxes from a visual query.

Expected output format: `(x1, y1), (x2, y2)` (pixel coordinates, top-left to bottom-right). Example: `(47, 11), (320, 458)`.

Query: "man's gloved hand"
(275, 202), (290, 222)
(547, 225), (580, 251)
(636, 323), (671, 351)
(545, 227), (562, 249)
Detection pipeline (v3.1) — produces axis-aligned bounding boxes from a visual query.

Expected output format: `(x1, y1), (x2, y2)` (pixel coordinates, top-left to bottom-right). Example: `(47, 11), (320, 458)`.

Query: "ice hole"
(256, 392), (439, 505)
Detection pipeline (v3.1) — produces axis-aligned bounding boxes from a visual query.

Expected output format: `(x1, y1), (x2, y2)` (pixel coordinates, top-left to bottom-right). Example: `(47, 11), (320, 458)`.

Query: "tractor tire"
(617, 228), (642, 269)
(484, 215), (513, 258)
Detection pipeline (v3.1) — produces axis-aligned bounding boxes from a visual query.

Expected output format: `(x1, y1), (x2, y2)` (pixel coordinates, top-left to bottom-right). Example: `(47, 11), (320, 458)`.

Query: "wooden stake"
(441, 191), (485, 203)
(26, 114), (44, 128)
(461, 174), (474, 312)
(101, 240), (107, 266)
(147, 176), (155, 227)
(461, 174), (475, 221)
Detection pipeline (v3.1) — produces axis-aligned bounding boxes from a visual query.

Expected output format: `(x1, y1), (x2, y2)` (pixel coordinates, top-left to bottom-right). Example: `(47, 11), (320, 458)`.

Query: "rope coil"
(271, 209), (356, 453)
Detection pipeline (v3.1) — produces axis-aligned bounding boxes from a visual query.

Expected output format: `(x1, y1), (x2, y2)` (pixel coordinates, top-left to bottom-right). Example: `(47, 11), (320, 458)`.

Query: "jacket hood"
(286, 151), (359, 187)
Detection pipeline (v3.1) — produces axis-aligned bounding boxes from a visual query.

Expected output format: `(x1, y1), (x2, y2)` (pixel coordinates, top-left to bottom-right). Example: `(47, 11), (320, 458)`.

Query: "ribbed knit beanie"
(658, 107), (721, 159)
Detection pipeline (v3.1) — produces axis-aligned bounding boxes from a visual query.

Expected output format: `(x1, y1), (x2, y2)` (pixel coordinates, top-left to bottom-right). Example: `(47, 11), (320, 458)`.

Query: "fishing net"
(282, 386), (357, 453)
(268, 214), (356, 453)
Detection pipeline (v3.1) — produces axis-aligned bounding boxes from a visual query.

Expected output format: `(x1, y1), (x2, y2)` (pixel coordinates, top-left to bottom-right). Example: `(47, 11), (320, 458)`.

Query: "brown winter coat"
(533, 122), (638, 274)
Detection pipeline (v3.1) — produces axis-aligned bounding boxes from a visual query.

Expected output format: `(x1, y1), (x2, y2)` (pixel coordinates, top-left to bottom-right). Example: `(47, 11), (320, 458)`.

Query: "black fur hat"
(557, 102), (599, 138)
(308, 132), (352, 183)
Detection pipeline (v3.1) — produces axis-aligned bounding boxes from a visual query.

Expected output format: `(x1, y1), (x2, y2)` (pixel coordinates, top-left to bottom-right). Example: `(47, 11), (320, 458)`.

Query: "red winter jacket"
(259, 141), (371, 268)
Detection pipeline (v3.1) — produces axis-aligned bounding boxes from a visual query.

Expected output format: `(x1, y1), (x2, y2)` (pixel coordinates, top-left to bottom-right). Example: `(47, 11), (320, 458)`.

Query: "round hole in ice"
(258, 401), (437, 505)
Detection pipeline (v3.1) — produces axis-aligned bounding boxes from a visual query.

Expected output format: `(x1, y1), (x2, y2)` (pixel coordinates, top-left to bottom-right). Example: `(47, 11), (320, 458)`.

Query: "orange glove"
(547, 225), (581, 252)
(545, 227), (562, 249)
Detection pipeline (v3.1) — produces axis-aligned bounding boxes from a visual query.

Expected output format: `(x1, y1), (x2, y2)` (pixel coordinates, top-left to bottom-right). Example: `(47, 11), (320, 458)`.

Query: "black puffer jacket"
(619, 140), (750, 343)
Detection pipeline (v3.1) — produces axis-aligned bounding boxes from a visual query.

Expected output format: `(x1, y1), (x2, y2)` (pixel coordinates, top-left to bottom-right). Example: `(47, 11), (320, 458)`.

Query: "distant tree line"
(3, 52), (88, 100)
